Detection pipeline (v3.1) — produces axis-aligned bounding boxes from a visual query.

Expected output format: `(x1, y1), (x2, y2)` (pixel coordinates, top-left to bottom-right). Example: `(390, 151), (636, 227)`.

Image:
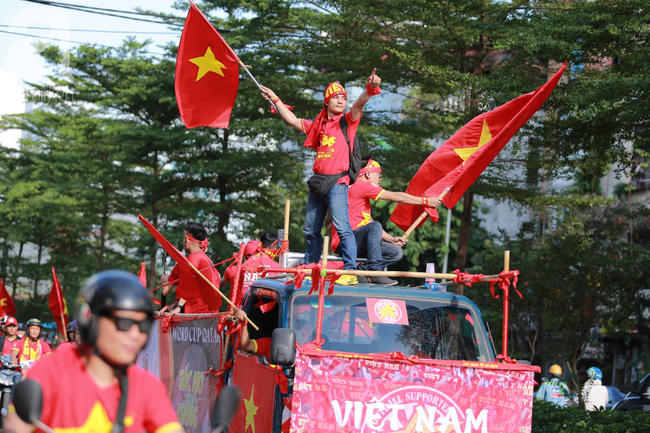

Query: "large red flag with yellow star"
(0, 278), (17, 317)
(48, 267), (68, 337)
(175, 1), (240, 128)
(391, 64), (566, 231)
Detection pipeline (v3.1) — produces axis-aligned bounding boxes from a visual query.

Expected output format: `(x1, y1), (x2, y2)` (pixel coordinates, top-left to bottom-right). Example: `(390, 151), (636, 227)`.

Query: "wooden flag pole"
(188, 261), (259, 330)
(283, 200), (291, 243)
(403, 188), (450, 239)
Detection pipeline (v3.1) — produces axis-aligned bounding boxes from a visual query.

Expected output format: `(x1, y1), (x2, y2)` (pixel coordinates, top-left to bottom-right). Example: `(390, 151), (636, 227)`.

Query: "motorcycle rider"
(5, 270), (183, 432)
(16, 323), (25, 339)
(19, 319), (52, 363)
(579, 367), (609, 411)
(535, 364), (570, 406)
(0, 317), (22, 417)
(66, 322), (75, 342)
(56, 320), (81, 352)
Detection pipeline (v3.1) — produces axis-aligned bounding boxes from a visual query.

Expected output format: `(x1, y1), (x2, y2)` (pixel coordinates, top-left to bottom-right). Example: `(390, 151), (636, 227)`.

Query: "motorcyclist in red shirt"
(6, 270), (183, 433)
(19, 319), (52, 364)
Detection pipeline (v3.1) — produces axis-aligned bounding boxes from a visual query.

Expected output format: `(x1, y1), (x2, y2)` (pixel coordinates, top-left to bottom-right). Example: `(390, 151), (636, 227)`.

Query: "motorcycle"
(0, 355), (19, 427)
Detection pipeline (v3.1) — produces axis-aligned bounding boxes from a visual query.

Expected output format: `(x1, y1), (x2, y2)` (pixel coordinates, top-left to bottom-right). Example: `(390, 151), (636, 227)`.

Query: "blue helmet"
(587, 367), (602, 380)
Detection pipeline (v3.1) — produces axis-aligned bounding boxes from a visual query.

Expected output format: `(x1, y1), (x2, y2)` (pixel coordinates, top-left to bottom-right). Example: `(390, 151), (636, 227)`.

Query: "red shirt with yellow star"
(20, 346), (181, 433)
(301, 112), (360, 184)
(331, 180), (385, 252)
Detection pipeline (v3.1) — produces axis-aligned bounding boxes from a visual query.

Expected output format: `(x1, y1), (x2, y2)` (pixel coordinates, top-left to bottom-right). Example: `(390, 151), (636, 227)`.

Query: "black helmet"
(77, 270), (154, 345)
(17, 323), (25, 331)
(26, 318), (43, 339)
(66, 322), (75, 333)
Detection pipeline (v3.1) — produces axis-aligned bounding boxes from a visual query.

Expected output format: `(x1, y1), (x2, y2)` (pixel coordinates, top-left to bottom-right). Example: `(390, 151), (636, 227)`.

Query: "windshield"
(289, 293), (492, 362)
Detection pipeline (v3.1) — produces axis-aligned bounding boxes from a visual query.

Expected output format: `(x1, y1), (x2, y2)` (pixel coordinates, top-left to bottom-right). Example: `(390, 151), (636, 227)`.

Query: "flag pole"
(237, 60), (289, 126)
(403, 188), (450, 239)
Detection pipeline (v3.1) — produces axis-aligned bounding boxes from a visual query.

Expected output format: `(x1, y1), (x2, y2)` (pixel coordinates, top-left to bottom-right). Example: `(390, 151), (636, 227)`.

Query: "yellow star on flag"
(55, 402), (134, 433)
(0, 298), (7, 307)
(453, 119), (493, 165)
(63, 298), (68, 316)
(244, 385), (258, 433)
(189, 47), (227, 81)
(378, 304), (397, 320)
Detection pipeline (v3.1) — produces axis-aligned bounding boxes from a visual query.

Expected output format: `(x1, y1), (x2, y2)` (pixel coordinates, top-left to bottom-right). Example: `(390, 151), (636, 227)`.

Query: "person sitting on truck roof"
(159, 223), (221, 315)
(222, 232), (280, 306)
(331, 157), (441, 285)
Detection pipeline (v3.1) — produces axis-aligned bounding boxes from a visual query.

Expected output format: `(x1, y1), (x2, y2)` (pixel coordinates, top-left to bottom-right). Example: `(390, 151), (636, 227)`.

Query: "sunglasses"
(103, 314), (152, 334)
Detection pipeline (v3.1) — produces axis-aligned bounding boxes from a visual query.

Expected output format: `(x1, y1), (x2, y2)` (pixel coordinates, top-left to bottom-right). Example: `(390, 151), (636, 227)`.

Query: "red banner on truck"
(137, 317), (223, 432)
(290, 350), (536, 433)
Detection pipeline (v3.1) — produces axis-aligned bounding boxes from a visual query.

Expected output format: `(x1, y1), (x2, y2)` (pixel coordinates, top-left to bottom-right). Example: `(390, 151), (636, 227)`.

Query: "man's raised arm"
(259, 85), (302, 131)
(350, 68), (382, 121)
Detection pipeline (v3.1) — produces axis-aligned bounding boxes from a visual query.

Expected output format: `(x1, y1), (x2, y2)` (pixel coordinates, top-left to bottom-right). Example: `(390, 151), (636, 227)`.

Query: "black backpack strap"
(339, 115), (352, 159)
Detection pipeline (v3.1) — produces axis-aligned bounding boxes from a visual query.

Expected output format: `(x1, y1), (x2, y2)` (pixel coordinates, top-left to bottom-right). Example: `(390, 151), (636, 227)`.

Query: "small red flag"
(0, 278), (17, 317)
(391, 64), (566, 230)
(175, 1), (240, 128)
(138, 262), (147, 287)
(139, 215), (223, 311)
(48, 268), (69, 337)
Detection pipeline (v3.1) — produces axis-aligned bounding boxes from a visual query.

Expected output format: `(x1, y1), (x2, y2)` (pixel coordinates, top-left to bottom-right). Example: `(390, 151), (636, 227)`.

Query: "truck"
(138, 260), (538, 433)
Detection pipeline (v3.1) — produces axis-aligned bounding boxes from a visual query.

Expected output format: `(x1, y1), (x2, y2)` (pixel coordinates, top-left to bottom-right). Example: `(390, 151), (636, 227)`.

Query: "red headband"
(323, 82), (347, 105)
(185, 232), (210, 250)
(359, 159), (382, 175)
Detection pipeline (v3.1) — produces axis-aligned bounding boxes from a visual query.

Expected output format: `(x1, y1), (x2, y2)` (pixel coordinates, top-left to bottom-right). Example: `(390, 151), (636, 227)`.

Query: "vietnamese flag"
(0, 278), (17, 317)
(391, 64), (566, 231)
(49, 267), (68, 337)
(175, 1), (240, 129)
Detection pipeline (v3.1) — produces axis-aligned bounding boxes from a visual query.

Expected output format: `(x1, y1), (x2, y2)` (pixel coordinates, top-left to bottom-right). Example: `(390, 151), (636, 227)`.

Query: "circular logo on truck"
(373, 299), (404, 324)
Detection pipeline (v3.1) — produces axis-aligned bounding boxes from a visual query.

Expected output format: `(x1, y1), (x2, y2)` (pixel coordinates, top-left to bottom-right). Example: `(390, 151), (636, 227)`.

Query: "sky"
(0, 0), (183, 148)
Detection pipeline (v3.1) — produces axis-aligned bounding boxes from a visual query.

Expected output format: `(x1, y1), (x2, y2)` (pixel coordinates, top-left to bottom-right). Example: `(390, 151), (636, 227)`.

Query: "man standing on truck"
(223, 232), (280, 306)
(259, 70), (383, 286)
(159, 223), (221, 315)
(5, 271), (184, 433)
(332, 158), (441, 285)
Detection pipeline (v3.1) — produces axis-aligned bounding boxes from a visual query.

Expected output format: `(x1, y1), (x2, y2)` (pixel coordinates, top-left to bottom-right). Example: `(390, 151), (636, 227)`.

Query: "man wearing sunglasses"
(5, 271), (183, 433)
(332, 158), (441, 285)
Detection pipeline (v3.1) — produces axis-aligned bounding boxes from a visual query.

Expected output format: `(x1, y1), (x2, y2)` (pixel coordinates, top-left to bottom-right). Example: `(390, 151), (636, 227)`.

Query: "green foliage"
(532, 400), (650, 433)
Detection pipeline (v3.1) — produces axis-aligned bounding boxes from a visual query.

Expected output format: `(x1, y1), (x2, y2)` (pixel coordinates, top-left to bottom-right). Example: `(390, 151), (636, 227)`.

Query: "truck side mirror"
(271, 328), (296, 366)
(14, 379), (44, 425)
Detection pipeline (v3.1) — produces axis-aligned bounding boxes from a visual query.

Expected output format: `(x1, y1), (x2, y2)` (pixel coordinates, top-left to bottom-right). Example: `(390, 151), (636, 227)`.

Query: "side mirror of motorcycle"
(14, 379), (44, 424)
(211, 386), (241, 433)
(270, 328), (296, 367)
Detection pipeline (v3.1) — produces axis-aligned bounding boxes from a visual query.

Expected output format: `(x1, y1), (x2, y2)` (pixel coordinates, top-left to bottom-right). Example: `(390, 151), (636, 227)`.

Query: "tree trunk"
(12, 242), (24, 297)
(99, 188), (109, 271)
(454, 191), (474, 295)
(33, 236), (44, 297)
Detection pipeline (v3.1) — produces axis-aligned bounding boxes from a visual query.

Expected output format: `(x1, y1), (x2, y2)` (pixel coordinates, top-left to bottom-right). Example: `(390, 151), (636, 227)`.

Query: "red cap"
(323, 82), (347, 105)
(244, 240), (260, 256)
(359, 159), (382, 175)
(5, 317), (17, 326)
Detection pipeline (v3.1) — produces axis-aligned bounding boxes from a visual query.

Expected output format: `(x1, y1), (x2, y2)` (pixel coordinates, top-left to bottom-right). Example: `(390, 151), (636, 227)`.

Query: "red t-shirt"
(331, 180), (385, 251)
(1, 335), (21, 356)
(224, 253), (279, 305)
(21, 347), (181, 433)
(301, 112), (360, 184)
(19, 339), (52, 361)
(168, 251), (221, 313)
(253, 337), (272, 360)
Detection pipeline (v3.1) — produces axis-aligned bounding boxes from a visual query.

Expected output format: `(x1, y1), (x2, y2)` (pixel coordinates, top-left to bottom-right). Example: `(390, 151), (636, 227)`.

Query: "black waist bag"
(307, 115), (362, 196)
(307, 171), (347, 196)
